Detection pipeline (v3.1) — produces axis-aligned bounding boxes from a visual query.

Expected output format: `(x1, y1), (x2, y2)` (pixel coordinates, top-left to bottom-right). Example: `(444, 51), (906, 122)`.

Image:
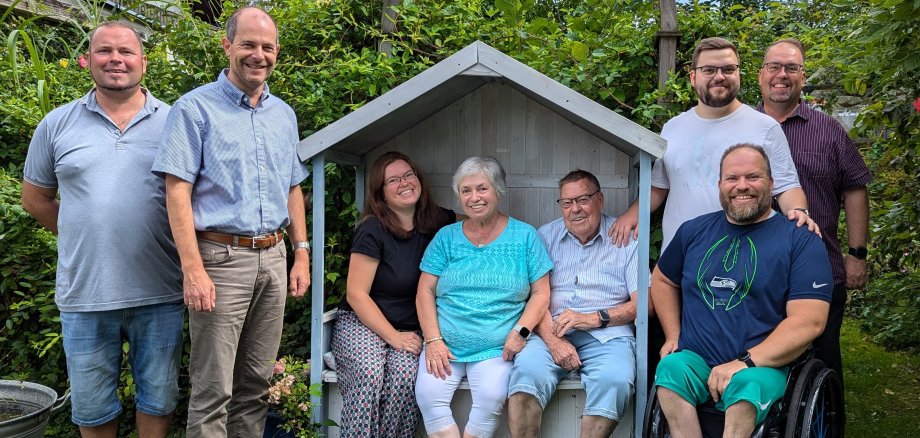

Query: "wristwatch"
(512, 324), (531, 339)
(597, 309), (610, 328)
(294, 241), (310, 253)
(737, 350), (756, 368)
(848, 246), (868, 260)
(792, 207), (810, 216)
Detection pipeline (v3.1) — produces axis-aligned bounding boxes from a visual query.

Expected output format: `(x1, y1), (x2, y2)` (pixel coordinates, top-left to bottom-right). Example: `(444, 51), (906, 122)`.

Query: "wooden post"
(657, 0), (680, 89)
(378, 0), (400, 56)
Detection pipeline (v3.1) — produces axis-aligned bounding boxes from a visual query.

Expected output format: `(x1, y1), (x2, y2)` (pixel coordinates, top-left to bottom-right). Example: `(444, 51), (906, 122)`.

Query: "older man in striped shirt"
(757, 37), (871, 391)
(508, 169), (640, 438)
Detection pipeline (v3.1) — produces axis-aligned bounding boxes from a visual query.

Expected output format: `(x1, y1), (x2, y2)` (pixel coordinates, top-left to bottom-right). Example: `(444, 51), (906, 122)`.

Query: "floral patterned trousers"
(332, 310), (422, 437)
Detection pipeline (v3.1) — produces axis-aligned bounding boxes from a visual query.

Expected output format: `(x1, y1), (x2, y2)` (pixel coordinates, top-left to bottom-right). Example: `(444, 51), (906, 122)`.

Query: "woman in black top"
(331, 151), (455, 437)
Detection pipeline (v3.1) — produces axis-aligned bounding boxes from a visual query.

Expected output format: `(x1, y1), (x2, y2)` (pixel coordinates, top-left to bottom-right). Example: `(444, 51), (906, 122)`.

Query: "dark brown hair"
(691, 37), (739, 68)
(363, 151), (447, 238)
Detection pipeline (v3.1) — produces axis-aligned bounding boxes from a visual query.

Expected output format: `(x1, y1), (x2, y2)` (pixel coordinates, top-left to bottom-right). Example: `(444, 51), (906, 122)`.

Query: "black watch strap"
(597, 309), (610, 328)
(848, 246), (868, 260)
(738, 350), (756, 368)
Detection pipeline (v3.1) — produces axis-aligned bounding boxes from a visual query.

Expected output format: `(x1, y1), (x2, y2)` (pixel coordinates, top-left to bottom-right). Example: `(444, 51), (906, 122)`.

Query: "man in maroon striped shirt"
(757, 38), (871, 386)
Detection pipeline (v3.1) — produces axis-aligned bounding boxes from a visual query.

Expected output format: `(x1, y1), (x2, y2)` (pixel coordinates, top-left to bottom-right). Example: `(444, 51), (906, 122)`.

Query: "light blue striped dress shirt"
(538, 214), (643, 342)
(152, 70), (309, 235)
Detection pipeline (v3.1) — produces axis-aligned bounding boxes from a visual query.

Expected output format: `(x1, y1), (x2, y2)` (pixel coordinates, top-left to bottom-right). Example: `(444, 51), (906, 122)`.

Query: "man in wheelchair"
(649, 144), (833, 437)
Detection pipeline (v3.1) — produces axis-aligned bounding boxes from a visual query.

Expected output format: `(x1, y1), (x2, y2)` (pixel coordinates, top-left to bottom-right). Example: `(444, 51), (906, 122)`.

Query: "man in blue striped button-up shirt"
(152, 6), (310, 437)
(508, 170), (641, 438)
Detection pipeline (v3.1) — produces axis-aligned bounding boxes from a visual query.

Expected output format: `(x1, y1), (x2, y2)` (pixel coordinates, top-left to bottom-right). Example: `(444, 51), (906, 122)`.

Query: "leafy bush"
(851, 272), (920, 351)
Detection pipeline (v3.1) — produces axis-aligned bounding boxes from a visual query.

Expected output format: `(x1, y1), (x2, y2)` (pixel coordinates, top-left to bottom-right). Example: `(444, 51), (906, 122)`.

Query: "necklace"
(470, 215), (501, 248)
(113, 108), (141, 129)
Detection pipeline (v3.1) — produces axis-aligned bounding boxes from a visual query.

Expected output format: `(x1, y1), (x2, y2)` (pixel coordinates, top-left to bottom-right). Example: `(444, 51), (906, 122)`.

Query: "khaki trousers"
(186, 239), (287, 438)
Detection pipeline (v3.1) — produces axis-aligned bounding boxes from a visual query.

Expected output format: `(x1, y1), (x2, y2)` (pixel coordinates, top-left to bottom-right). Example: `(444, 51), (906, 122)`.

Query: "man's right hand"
(659, 339), (679, 359)
(609, 208), (639, 247)
(183, 266), (216, 312)
(546, 337), (581, 371)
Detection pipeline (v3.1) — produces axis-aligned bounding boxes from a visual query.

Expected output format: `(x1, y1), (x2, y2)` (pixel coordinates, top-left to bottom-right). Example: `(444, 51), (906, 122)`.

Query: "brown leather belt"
(196, 230), (284, 249)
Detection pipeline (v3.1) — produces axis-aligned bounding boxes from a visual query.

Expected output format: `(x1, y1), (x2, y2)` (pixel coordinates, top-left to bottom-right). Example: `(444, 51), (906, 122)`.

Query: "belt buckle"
(251, 235), (260, 249)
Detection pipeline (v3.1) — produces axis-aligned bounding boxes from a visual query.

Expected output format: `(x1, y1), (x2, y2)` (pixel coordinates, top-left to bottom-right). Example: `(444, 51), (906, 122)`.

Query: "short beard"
(720, 192), (772, 224)
(97, 80), (141, 92)
(697, 80), (738, 108)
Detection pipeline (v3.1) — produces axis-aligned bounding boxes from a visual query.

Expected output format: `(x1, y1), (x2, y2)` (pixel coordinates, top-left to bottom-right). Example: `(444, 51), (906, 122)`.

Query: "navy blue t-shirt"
(657, 211), (833, 367)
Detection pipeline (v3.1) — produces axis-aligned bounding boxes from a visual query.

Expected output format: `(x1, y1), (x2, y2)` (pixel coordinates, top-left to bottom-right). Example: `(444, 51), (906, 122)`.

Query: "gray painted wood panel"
(373, 82), (632, 228)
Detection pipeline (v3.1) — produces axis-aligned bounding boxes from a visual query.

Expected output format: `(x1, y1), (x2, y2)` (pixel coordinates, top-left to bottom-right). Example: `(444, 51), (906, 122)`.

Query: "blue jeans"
(508, 332), (636, 421)
(61, 300), (185, 426)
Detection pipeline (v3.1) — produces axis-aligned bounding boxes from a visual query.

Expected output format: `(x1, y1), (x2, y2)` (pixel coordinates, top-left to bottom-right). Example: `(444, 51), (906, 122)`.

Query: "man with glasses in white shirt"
(608, 36), (815, 391)
(508, 169), (641, 438)
(610, 36), (813, 251)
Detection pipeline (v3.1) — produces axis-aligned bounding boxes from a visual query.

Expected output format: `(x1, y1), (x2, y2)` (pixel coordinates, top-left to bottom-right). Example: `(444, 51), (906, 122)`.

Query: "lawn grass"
(842, 317), (920, 436)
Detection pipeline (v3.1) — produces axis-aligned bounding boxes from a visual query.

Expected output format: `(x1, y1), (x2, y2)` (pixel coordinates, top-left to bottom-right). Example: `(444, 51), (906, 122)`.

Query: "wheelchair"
(642, 353), (845, 438)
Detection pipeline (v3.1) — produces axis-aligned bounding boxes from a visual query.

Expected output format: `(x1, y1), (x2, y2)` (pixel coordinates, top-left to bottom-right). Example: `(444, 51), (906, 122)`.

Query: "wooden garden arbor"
(297, 41), (665, 437)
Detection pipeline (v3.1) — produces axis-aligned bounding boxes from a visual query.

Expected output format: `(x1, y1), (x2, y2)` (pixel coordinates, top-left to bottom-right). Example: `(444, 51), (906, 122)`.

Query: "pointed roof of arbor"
(297, 40), (665, 162)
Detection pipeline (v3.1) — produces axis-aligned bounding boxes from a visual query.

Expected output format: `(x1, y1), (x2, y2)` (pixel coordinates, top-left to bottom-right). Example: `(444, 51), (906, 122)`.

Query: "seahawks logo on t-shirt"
(696, 235), (757, 311)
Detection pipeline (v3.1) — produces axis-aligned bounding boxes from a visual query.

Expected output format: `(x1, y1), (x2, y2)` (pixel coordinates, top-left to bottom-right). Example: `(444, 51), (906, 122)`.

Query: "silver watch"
(294, 241), (310, 253)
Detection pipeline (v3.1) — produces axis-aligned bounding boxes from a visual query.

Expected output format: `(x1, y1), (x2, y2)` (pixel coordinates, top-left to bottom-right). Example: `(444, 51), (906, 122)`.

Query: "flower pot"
(263, 411), (295, 438)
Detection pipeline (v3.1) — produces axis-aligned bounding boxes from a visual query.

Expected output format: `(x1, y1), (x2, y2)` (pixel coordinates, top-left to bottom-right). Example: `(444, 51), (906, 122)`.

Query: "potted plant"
(264, 356), (323, 438)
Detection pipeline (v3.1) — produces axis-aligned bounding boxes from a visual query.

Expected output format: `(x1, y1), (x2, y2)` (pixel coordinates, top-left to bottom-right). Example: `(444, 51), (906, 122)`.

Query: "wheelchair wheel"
(800, 368), (844, 438)
(642, 385), (669, 438)
(784, 358), (825, 436)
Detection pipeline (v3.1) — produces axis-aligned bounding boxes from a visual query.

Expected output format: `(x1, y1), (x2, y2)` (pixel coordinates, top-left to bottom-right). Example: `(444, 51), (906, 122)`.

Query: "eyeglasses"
(694, 64), (739, 78)
(384, 170), (417, 187)
(556, 190), (600, 209)
(761, 62), (804, 74)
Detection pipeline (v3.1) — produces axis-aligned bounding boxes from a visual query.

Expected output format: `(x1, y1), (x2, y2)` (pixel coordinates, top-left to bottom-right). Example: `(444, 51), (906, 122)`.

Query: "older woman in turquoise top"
(415, 156), (552, 438)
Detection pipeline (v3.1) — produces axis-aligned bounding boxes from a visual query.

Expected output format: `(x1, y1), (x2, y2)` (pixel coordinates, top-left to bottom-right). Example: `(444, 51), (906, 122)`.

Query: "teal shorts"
(654, 349), (788, 424)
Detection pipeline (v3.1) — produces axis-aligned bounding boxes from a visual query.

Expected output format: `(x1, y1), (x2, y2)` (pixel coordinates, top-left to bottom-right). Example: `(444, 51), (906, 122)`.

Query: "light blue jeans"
(415, 350), (512, 437)
(61, 300), (185, 426)
(508, 332), (635, 421)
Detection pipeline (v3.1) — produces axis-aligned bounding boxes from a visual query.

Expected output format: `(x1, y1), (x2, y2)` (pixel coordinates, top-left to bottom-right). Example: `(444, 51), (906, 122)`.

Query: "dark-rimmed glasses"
(694, 64), (739, 78)
(761, 62), (804, 74)
(557, 190), (600, 209)
(384, 171), (417, 187)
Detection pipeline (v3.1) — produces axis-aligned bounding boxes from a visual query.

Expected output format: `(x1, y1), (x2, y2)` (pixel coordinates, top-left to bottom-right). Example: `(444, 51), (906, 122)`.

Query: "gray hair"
(452, 156), (508, 199)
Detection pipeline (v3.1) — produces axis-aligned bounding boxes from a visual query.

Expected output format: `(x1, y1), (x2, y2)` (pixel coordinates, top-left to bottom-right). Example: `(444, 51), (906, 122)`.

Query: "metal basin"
(0, 380), (69, 438)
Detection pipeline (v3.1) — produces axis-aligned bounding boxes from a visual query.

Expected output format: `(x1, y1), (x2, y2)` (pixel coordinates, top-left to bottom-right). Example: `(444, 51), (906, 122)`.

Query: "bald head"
(226, 6), (278, 44)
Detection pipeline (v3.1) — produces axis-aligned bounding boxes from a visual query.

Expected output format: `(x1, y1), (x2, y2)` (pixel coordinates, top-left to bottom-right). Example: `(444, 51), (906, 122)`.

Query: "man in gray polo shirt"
(22, 22), (183, 437)
(152, 6), (311, 437)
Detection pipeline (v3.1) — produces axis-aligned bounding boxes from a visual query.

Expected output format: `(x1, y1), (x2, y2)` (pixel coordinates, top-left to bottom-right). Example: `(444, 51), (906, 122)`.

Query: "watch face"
(519, 326), (530, 338)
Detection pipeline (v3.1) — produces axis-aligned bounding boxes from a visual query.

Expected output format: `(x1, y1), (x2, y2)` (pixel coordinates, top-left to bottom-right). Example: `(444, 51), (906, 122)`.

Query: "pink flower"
(273, 360), (284, 375)
(78, 55), (88, 69)
(914, 96), (920, 113)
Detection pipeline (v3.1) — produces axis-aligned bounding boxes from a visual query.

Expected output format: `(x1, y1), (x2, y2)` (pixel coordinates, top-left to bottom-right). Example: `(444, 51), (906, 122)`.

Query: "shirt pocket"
(794, 152), (832, 178)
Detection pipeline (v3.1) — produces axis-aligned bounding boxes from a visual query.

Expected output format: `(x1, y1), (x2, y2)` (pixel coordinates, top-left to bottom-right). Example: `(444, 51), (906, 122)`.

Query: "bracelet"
(792, 207), (810, 216)
(424, 336), (444, 346)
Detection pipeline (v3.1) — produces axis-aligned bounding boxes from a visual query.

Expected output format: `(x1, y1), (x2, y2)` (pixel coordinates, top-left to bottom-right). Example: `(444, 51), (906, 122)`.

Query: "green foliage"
(1, 3), (919, 434)
(0, 169), (65, 391)
(267, 356), (324, 437)
(851, 272), (920, 350)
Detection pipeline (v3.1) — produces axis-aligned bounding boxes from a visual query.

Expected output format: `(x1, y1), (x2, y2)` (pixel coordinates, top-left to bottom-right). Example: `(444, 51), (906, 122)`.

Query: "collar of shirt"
(216, 68), (271, 109)
(756, 98), (811, 124)
(80, 88), (162, 125)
